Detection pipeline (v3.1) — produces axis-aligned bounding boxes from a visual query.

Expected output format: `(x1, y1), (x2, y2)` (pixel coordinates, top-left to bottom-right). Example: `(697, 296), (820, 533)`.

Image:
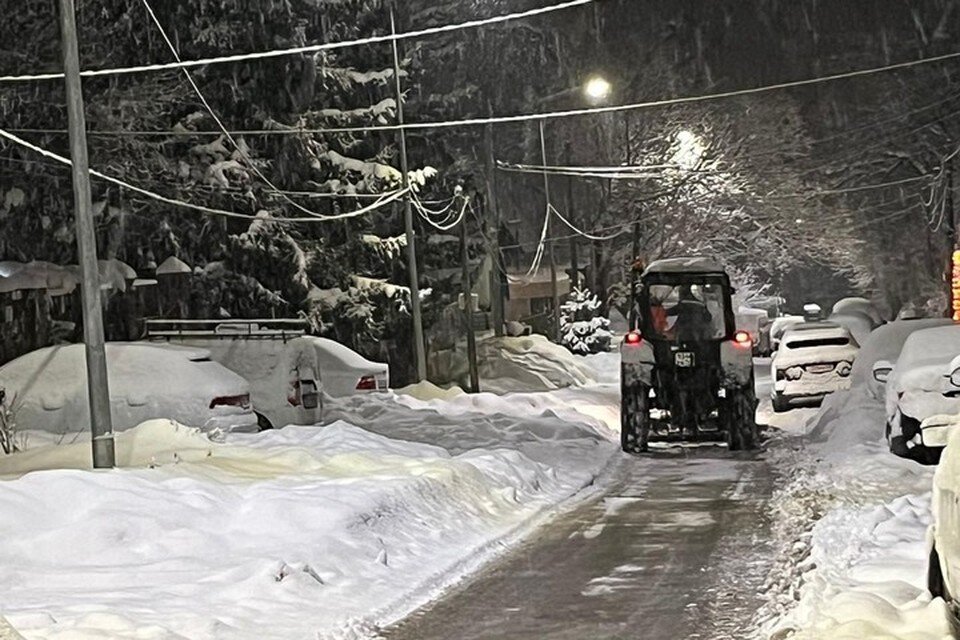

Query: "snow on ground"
(757, 384), (953, 639)
(0, 349), (621, 640)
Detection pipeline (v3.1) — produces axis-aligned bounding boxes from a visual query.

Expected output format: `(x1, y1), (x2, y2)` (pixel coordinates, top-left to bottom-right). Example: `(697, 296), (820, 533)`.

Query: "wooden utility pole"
(483, 109), (505, 336)
(460, 210), (480, 393)
(58, 0), (115, 468)
(390, 7), (427, 381)
(539, 119), (561, 342)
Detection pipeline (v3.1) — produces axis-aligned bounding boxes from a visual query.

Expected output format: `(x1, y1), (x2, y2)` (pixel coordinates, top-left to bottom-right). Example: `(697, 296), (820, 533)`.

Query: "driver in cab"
(666, 285), (713, 342)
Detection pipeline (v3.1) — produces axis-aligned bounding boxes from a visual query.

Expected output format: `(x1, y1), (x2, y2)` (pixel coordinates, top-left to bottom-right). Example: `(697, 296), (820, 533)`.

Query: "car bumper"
(773, 375), (851, 401)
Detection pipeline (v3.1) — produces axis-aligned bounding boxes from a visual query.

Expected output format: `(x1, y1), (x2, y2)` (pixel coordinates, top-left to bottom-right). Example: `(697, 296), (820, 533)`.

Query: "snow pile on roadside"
(1, 392), (619, 639)
(757, 386), (949, 639)
(476, 335), (599, 393)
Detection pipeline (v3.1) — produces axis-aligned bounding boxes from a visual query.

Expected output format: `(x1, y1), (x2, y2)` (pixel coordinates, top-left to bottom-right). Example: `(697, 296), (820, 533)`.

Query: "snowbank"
(0, 387), (619, 639)
(759, 382), (950, 639)
(476, 335), (600, 393)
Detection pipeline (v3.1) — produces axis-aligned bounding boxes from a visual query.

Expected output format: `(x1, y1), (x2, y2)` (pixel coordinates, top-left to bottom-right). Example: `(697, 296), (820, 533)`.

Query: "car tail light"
(209, 393), (250, 410)
(356, 375), (378, 391)
(625, 331), (642, 345)
(734, 330), (752, 346)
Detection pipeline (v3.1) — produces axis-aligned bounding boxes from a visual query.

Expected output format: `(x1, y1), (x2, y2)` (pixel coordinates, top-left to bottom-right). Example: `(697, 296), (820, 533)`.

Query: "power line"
(9, 48), (960, 139)
(140, 0), (357, 221)
(0, 124), (409, 222)
(0, 0), (595, 83)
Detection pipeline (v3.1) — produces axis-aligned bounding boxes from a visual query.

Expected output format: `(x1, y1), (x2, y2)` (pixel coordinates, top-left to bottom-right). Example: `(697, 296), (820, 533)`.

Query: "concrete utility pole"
(390, 7), (427, 381)
(483, 109), (505, 337)
(538, 119), (561, 342)
(57, 0), (115, 468)
(460, 207), (480, 393)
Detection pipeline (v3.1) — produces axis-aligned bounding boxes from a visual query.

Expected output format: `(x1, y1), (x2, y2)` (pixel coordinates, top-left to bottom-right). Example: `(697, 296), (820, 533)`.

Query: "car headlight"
(836, 361), (852, 377)
(951, 369), (960, 388)
(786, 367), (803, 380)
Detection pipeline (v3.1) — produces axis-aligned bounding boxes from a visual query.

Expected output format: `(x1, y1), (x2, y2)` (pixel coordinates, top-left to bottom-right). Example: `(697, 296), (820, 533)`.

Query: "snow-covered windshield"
(647, 283), (726, 341)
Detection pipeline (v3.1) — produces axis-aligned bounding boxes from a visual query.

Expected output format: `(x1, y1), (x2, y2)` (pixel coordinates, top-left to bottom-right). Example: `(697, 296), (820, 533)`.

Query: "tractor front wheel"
(723, 386), (759, 451)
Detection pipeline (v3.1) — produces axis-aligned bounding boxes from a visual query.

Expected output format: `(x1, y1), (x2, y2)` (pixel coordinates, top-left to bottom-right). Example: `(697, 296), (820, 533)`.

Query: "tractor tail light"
(734, 330), (752, 346)
(625, 331), (642, 345)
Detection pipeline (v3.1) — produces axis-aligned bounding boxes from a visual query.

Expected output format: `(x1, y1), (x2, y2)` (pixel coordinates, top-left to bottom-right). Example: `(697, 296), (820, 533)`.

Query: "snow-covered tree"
(560, 288), (613, 355)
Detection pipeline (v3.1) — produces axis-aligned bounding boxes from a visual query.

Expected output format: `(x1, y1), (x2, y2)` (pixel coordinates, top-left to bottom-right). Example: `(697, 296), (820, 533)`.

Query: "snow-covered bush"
(559, 288), (613, 355)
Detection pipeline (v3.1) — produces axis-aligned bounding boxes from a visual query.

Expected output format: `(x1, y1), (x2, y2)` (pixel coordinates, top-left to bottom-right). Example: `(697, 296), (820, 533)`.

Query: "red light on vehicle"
(625, 331), (642, 345)
(734, 330), (752, 346)
(209, 393), (250, 410)
(356, 375), (378, 391)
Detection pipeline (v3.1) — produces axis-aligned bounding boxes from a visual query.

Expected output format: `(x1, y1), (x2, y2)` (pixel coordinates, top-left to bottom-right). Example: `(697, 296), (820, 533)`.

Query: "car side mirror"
(872, 361), (893, 383)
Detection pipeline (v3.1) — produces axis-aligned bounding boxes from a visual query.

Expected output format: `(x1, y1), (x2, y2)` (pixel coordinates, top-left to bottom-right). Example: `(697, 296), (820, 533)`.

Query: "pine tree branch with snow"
(559, 288), (613, 355)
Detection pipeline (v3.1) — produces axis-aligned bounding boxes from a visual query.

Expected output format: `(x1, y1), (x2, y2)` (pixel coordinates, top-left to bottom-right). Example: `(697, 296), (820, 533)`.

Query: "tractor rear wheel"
(621, 384), (651, 454)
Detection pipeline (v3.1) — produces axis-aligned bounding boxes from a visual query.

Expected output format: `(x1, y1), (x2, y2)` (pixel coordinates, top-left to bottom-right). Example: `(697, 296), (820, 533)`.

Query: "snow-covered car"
(145, 320), (390, 427)
(928, 425), (960, 600)
(885, 325), (960, 463)
(850, 318), (953, 402)
(831, 297), (885, 327)
(771, 322), (859, 412)
(0, 343), (257, 435)
(736, 307), (772, 356)
(302, 336), (389, 396)
(769, 315), (804, 352)
(145, 320), (322, 430)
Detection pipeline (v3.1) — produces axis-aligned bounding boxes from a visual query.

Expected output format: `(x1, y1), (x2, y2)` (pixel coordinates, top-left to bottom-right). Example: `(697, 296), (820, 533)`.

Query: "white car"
(769, 315), (804, 352)
(851, 318), (953, 401)
(771, 322), (858, 412)
(303, 336), (389, 397)
(145, 321), (389, 429)
(884, 325), (960, 463)
(928, 425), (960, 600)
(0, 343), (257, 435)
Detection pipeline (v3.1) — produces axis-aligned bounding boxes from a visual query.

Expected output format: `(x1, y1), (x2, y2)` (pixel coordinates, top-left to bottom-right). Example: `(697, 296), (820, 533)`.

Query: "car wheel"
(929, 544), (949, 601)
(256, 412), (274, 431)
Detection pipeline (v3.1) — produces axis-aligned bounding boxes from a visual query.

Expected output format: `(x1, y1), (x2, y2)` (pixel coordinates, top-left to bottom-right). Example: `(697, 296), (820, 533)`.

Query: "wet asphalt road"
(385, 363), (779, 640)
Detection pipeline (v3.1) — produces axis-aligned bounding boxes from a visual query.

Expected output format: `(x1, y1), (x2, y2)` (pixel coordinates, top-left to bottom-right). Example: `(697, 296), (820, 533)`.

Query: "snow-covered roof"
(643, 256), (725, 275)
(156, 256), (191, 275)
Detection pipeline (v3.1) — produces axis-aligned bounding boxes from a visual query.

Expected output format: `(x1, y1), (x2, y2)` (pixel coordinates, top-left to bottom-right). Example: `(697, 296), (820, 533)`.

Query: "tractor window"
(647, 283), (727, 341)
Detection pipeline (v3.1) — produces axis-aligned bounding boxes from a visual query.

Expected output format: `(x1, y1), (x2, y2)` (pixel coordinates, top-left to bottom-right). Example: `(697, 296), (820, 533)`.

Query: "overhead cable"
(140, 0), (352, 221)
(0, 0), (594, 83)
(0, 125), (408, 222)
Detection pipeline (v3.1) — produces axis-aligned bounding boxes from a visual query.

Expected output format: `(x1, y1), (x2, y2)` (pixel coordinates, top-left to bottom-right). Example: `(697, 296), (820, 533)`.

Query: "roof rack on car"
(144, 318), (309, 342)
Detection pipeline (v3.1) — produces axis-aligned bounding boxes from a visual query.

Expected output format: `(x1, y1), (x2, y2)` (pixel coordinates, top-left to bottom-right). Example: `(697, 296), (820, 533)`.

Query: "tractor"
(620, 257), (759, 453)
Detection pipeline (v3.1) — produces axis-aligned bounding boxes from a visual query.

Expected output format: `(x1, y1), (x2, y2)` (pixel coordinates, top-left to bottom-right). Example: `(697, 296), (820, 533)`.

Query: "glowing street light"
(583, 75), (612, 104)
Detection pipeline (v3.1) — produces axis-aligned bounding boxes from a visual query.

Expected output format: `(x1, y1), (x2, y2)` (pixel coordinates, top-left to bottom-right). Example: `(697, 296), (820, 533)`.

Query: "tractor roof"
(643, 256), (726, 276)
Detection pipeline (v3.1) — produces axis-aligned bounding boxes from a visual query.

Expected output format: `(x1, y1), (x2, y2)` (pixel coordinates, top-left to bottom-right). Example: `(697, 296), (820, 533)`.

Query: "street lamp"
(583, 75), (612, 104)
